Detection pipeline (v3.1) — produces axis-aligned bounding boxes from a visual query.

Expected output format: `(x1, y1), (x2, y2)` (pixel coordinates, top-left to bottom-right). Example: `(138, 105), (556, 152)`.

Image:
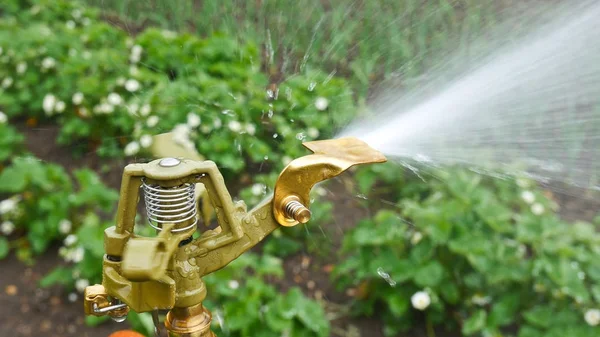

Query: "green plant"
(0, 156), (118, 262)
(204, 252), (330, 337)
(334, 168), (600, 337)
(0, 117), (24, 162)
(0, 0), (358, 177)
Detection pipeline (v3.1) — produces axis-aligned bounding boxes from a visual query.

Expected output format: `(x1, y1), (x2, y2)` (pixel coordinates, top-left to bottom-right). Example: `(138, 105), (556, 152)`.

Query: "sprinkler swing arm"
(83, 137), (386, 336)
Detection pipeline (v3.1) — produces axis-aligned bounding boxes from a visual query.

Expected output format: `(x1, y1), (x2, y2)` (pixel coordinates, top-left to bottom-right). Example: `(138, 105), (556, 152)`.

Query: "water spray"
(83, 137), (386, 336)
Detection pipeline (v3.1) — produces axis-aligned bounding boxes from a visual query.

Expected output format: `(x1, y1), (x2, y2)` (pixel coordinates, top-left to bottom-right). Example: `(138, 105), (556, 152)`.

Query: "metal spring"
(142, 179), (197, 232)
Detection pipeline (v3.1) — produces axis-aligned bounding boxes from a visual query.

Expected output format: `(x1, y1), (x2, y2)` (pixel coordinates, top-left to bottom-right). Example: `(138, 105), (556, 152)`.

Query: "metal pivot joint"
(83, 137), (386, 337)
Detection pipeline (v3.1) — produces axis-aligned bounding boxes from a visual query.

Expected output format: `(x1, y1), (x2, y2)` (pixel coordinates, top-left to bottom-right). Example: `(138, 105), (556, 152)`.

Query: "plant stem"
(426, 314), (436, 337)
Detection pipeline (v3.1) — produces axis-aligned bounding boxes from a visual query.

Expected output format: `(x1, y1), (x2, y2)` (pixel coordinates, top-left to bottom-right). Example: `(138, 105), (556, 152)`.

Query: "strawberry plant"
(334, 167), (600, 337)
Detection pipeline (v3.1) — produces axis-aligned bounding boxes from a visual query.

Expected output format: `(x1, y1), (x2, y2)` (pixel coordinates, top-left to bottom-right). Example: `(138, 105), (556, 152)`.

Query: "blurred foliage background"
(0, 1), (599, 337)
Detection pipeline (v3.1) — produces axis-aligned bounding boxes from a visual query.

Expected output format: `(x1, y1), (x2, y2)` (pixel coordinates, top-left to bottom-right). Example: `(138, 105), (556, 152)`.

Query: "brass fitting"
(83, 137), (386, 337)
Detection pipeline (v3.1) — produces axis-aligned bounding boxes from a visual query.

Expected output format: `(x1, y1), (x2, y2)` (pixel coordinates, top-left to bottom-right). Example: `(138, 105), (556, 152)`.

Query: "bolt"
(284, 200), (311, 224)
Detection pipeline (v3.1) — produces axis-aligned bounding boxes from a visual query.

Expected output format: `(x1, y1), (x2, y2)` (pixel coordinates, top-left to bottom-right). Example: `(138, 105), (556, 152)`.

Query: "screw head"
(159, 157), (181, 167)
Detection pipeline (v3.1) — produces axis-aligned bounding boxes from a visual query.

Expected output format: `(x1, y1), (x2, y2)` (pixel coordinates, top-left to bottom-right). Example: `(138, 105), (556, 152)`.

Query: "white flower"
(315, 97), (329, 111)
(172, 124), (195, 150)
(72, 92), (84, 105)
(471, 294), (492, 306)
(68, 293), (78, 303)
(213, 118), (222, 128)
(58, 219), (72, 234)
(146, 115), (159, 127)
(124, 141), (140, 156)
(43, 94), (56, 115)
(126, 104), (139, 116)
(55, 101), (66, 113)
(66, 20), (76, 29)
(125, 79), (140, 92)
(72, 247), (84, 263)
(251, 183), (266, 196)
(75, 279), (89, 293)
(93, 103), (114, 115)
(116, 77), (126, 86)
(162, 30), (176, 39)
(16, 62), (27, 74)
(410, 232), (423, 245)
(307, 127), (319, 139)
(82, 17), (91, 26)
(411, 291), (431, 311)
(0, 111), (6, 124)
(2, 77), (13, 89)
(82, 51), (92, 60)
(1, 221), (15, 235)
(64, 234), (77, 247)
(129, 66), (139, 76)
(521, 191), (535, 204)
(107, 93), (122, 106)
(0, 198), (17, 215)
(68, 49), (78, 57)
(245, 123), (256, 135)
(227, 120), (242, 133)
(41, 57), (56, 70)
(531, 203), (545, 215)
(72, 9), (82, 19)
(198, 125), (210, 134)
(187, 113), (201, 128)
(228, 280), (239, 290)
(140, 135), (153, 148)
(140, 104), (151, 117)
(585, 309), (600, 326)
(130, 45), (143, 63)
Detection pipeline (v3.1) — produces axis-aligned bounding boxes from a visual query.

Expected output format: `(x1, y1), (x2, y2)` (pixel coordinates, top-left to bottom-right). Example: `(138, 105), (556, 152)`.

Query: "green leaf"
(85, 315), (110, 327)
(0, 166), (27, 192)
(413, 261), (445, 287)
(40, 267), (72, 288)
(524, 306), (554, 328)
(462, 310), (487, 335)
(387, 294), (409, 317)
(439, 282), (460, 304)
(0, 237), (9, 259)
(488, 293), (521, 328)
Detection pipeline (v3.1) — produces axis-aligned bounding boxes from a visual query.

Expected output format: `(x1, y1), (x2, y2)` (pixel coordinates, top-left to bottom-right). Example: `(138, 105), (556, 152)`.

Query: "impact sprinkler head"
(83, 136), (386, 337)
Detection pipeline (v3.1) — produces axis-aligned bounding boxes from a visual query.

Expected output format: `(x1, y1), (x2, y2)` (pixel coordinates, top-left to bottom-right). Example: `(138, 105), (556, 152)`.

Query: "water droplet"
(376, 267), (396, 287)
(264, 156), (269, 161)
(308, 82), (316, 91)
(296, 133), (306, 141)
(356, 194), (368, 200)
(273, 133), (278, 139)
(111, 315), (127, 323)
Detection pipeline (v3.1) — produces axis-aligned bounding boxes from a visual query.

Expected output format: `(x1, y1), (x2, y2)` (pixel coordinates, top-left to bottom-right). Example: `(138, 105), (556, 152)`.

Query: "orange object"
(108, 330), (145, 337)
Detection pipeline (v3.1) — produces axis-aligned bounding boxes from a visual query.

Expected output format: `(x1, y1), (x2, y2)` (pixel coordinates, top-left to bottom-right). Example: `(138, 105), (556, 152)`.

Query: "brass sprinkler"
(83, 137), (386, 337)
